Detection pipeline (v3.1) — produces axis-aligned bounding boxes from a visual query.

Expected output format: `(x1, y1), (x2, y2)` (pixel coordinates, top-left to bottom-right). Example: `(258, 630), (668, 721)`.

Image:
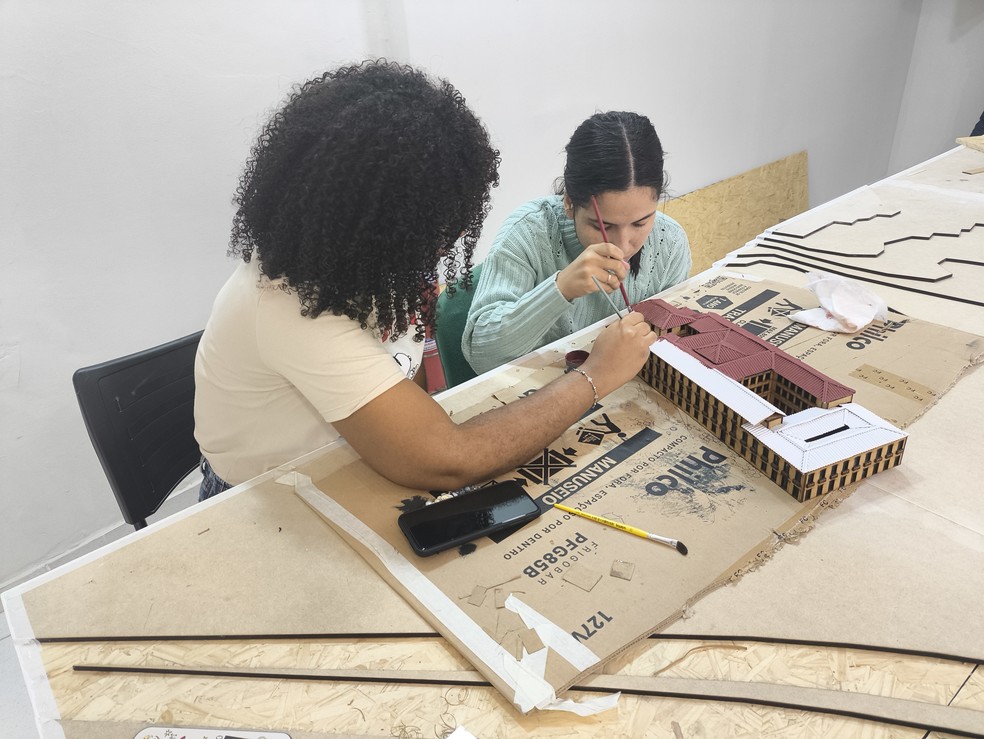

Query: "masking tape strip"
(1, 590), (67, 738)
(543, 692), (621, 716)
(504, 594), (599, 671)
(288, 472), (556, 712)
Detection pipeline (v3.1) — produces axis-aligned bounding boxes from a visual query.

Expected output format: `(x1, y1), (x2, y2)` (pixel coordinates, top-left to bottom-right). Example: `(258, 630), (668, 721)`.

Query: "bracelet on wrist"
(568, 367), (599, 406)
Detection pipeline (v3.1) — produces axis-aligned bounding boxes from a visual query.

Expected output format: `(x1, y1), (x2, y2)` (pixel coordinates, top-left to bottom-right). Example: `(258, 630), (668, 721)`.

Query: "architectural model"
(724, 181), (984, 309)
(635, 299), (907, 502)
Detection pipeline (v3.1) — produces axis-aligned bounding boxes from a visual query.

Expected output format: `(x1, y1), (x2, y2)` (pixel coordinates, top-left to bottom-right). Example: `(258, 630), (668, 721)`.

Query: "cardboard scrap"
(561, 566), (603, 593)
(610, 560), (636, 581)
(498, 631), (523, 660)
(520, 627), (545, 656)
(467, 586), (487, 607)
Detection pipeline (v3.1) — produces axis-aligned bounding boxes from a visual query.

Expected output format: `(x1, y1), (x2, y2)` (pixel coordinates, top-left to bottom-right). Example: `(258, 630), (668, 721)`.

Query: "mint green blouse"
(462, 195), (691, 374)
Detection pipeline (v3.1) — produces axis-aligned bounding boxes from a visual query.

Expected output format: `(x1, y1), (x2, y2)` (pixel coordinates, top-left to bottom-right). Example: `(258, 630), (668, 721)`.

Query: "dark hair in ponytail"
(558, 111), (665, 207)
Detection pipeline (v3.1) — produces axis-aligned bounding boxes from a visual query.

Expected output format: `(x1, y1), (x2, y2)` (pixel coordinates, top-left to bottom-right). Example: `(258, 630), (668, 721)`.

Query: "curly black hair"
(230, 60), (500, 341)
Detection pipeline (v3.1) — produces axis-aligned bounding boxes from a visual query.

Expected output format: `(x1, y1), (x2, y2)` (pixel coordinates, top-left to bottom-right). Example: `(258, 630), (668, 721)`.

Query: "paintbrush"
(553, 503), (688, 555)
(591, 194), (632, 309)
(591, 275), (627, 319)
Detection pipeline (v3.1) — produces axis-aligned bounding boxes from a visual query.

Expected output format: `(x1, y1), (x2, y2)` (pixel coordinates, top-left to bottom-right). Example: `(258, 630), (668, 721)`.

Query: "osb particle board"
(662, 151), (808, 275)
(951, 667), (984, 711)
(59, 723), (371, 739)
(42, 637), (981, 738)
(956, 135), (984, 154)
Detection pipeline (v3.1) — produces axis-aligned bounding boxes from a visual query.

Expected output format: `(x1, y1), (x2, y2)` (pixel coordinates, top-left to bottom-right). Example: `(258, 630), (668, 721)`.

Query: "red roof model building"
(635, 300), (855, 406)
(635, 298), (906, 501)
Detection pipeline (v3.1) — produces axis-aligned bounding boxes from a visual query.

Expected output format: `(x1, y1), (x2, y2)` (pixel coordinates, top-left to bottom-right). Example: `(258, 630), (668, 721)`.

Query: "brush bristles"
(676, 541), (688, 556)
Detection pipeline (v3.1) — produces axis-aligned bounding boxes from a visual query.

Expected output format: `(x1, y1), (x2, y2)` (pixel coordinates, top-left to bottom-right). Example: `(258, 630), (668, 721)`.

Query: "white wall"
(889, 0), (984, 173)
(1, 0), (976, 590)
(0, 0), (374, 584)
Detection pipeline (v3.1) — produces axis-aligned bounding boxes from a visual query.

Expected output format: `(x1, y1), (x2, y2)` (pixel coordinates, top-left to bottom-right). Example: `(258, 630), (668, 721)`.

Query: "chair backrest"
(435, 263), (482, 389)
(72, 330), (204, 529)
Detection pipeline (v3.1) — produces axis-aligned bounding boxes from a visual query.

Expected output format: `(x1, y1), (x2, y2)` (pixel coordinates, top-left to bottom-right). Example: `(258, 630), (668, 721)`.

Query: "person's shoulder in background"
(971, 108), (984, 137)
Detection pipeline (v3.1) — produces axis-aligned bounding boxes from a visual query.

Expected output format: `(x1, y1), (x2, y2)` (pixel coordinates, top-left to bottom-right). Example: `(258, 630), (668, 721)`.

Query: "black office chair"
(73, 330), (204, 529)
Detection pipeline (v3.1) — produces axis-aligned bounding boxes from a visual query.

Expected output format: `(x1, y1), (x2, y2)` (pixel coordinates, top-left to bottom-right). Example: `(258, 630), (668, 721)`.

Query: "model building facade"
(635, 299), (906, 502)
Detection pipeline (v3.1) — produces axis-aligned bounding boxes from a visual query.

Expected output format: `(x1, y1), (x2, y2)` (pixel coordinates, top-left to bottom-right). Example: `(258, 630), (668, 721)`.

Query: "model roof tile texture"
(636, 299), (855, 404)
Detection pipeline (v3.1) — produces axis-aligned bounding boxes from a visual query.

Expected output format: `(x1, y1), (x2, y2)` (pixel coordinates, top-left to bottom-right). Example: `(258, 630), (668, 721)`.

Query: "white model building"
(636, 299), (907, 502)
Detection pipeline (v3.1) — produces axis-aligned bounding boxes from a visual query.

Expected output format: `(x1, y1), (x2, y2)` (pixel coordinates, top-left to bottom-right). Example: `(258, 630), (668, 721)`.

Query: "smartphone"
(398, 480), (542, 557)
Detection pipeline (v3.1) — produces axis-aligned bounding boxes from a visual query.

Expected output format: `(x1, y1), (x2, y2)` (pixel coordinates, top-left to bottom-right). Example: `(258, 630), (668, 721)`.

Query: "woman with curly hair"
(194, 61), (658, 497)
(462, 111), (691, 375)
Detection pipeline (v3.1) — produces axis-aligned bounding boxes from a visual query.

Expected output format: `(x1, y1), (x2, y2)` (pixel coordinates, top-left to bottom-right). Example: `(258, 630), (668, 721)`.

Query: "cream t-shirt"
(194, 259), (423, 484)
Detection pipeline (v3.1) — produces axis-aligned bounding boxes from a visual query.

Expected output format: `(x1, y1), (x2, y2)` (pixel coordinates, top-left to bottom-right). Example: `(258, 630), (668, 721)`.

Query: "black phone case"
(398, 481), (541, 557)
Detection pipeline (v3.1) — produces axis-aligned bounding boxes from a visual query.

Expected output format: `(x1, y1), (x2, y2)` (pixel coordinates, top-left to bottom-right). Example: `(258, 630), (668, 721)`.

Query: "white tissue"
(788, 272), (888, 333)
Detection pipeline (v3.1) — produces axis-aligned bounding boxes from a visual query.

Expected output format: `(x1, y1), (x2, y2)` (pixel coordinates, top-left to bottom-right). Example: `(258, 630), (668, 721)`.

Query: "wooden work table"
(5, 146), (984, 738)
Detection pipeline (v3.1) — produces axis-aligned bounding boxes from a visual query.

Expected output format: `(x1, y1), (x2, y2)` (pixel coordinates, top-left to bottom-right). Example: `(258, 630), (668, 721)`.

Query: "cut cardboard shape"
(36, 618), (983, 738)
(897, 145), (984, 194)
(55, 663), (984, 737)
(758, 227), (984, 282)
(664, 462), (984, 662)
(19, 464), (430, 640)
(771, 183), (984, 244)
(726, 248), (984, 308)
(735, 178), (984, 310)
(717, 261), (984, 339)
(16, 278), (979, 688)
(561, 565), (603, 593)
(610, 560), (635, 581)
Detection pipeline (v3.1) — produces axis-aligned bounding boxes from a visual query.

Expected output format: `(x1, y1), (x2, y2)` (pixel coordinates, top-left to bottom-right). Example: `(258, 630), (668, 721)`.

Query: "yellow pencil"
(553, 503), (688, 556)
